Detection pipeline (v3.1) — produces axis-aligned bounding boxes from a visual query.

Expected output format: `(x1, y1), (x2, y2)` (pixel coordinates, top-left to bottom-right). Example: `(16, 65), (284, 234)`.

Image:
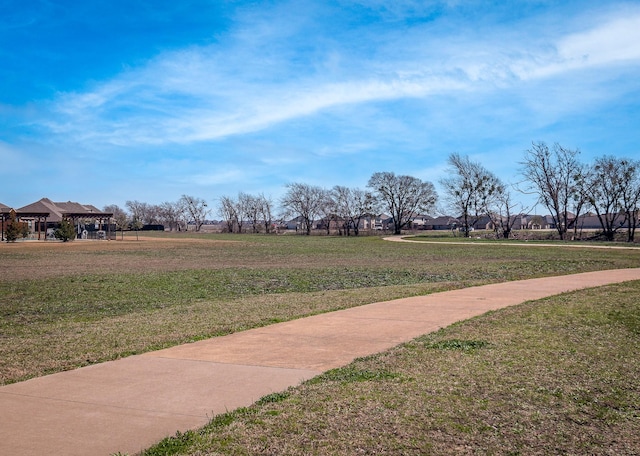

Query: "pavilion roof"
(0, 202), (11, 214)
(16, 198), (112, 221)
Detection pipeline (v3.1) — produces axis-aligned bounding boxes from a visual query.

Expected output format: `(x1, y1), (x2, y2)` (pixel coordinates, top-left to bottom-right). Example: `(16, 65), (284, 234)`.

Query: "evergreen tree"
(5, 210), (28, 242)
(54, 219), (76, 242)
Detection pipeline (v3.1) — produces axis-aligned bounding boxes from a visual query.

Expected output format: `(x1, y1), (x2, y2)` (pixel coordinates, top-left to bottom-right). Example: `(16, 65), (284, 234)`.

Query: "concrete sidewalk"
(2, 268), (640, 455)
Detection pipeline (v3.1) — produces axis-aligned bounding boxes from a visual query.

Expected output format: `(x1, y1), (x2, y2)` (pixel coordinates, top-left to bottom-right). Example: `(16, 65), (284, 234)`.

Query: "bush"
(54, 220), (76, 242)
(4, 211), (29, 242)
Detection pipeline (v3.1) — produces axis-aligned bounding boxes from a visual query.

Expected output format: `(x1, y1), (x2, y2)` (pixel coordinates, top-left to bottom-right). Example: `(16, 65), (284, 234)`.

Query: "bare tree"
(156, 201), (184, 231)
(317, 190), (337, 235)
(331, 186), (351, 235)
(367, 172), (437, 235)
(125, 200), (158, 226)
(179, 195), (209, 232)
(584, 156), (637, 241)
(125, 201), (145, 240)
(257, 194), (274, 234)
(520, 142), (584, 240)
(280, 183), (326, 235)
(240, 192), (261, 233)
(218, 195), (240, 233)
(332, 186), (375, 236)
(489, 186), (526, 239)
(620, 159), (640, 242)
(440, 153), (503, 237)
(103, 204), (128, 239)
(218, 193), (274, 234)
(125, 200), (144, 232)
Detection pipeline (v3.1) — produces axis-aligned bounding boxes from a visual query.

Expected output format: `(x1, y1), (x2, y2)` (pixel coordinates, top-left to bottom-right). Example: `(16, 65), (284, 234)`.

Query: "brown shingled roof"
(16, 198), (59, 220)
(15, 198), (112, 222)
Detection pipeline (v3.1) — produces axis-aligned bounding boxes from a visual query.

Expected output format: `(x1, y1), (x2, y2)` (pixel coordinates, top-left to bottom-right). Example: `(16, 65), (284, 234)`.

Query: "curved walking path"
(384, 235), (640, 249)
(2, 268), (640, 455)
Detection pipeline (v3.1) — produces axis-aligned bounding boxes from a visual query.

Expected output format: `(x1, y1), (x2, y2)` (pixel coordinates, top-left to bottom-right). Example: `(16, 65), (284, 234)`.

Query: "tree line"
(104, 142), (640, 242)
(521, 142), (640, 242)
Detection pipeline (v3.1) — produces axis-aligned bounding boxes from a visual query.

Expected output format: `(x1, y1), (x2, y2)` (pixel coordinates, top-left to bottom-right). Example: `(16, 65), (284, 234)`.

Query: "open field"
(140, 280), (640, 455)
(1, 233), (639, 386)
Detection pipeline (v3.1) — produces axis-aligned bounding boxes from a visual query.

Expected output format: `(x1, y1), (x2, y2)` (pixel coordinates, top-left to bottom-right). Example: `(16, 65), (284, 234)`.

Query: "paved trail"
(2, 266), (640, 455)
(383, 235), (640, 249)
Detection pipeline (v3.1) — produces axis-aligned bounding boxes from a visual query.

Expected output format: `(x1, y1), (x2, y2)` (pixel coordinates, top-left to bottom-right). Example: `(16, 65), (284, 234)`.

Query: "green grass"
(1, 234), (639, 384)
(139, 280), (640, 455)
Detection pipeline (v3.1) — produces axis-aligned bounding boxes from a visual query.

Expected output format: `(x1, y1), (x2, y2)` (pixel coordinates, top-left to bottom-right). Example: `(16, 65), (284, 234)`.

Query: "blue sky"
(2, 0), (640, 213)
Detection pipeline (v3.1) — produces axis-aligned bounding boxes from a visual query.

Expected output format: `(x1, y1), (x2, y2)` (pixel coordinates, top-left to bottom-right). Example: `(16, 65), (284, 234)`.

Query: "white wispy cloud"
(42, 5), (640, 151)
(519, 11), (640, 79)
(558, 14), (640, 65)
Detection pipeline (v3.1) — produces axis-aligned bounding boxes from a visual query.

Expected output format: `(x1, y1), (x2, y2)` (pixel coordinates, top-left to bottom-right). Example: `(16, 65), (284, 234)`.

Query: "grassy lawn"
(1, 233), (639, 385)
(140, 280), (640, 455)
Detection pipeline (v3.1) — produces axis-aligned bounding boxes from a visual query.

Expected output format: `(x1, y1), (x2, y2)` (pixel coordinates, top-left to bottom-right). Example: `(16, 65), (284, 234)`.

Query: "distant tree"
(485, 184), (526, 239)
(130, 218), (143, 241)
(520, 142), (585, 240)
(218, 195), (240, 233)
(367, 172), (437, 235)
(125, 200), (158, 226)
(239, 192), (261, 233)
(54, 219), (76, 242)
(257, 194), (275, 234)
(567, 171), (590, 240)
(332, 186), (375, 236)
(4, 210), (28, 242)
(103, 204), (128, 239)
(234, 193), (276, 234)
(584, 156), (638, 241)
(440, 153), (503, 237)
(317, 190), (337, 235)
(620, 159), (640, 242)
(155, 201), (183, 232)
(331, 186), (351, 235)
(179, 195), (209, 232)
(281, 183), (326, 235)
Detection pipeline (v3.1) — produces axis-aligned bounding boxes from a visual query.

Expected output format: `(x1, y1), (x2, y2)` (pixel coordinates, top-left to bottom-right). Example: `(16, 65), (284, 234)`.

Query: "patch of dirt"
(0, 237), (242, 281)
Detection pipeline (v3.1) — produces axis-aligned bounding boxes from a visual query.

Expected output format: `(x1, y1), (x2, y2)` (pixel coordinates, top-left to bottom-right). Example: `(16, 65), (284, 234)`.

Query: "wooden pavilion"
(8, 198), (114, 241)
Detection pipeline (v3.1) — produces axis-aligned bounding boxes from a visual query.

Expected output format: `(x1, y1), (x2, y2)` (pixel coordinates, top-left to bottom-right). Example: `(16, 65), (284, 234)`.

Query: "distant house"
(474, 215), (495, 231)
(568, 213), (598, 230)
(516, 214), (551, 230)
(280, 213), (394, 234)
(570, 212), (625, 231)
(360, 214), (392, 231)
(281, 216), (307, 231)
(423, 216), (460, 231)
(408, 214), (433, 229)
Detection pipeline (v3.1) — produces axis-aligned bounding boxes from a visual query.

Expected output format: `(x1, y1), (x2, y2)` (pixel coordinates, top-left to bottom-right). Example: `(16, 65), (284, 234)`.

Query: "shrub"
(54, 220), (76, 242)
(4, 211), (29, 242)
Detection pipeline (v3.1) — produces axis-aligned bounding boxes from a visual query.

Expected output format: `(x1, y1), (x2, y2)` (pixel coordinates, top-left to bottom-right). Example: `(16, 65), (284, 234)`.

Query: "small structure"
(12, 198), (114, 241)
(424, 216), (460, 231)
(11, 199), (51, 240)
(1, 202), (14, 241)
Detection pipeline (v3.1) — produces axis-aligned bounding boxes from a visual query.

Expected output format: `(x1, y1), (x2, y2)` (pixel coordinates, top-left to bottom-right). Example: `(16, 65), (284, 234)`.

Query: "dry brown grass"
(0, 236), (240, 280)
(144, 281), (640, 455)
(2, 233), (639, 385)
